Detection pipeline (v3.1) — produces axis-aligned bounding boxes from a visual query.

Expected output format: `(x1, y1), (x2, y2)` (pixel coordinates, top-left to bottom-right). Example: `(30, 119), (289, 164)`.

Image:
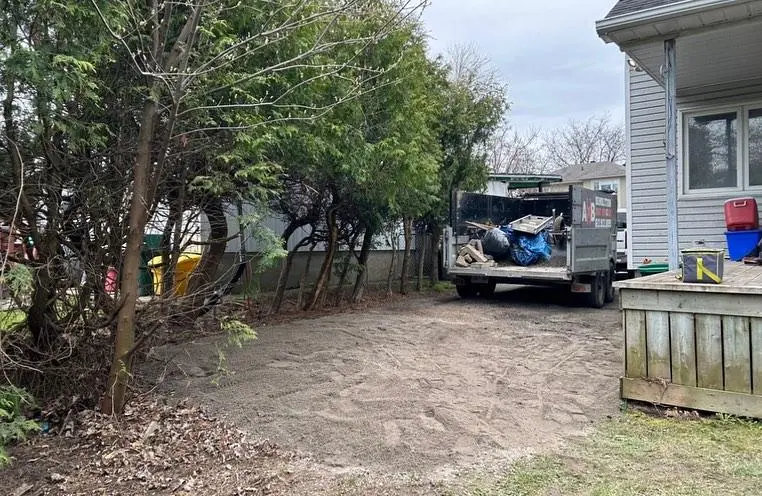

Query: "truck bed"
(448, 264), (571, 282)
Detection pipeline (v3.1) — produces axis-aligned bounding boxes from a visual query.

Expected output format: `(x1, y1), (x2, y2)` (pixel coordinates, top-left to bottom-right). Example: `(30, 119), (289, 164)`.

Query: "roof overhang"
(596, 0), (762, 46)
(488, 174), (562, 190)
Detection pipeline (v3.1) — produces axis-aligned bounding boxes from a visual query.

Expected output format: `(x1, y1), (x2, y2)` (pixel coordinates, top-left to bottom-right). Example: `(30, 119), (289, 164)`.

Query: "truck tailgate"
(448, 265), (571, 281)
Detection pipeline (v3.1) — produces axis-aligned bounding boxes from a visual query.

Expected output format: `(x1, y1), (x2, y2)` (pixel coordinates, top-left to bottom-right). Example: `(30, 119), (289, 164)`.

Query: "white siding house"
(545, 162), (627, 209)
(598, 0), (762, 270)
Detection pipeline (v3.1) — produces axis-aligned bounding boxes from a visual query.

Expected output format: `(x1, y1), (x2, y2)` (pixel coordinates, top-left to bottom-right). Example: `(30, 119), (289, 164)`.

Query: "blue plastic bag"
(508, 231), (552, 266)
(482, 228), (511, 261)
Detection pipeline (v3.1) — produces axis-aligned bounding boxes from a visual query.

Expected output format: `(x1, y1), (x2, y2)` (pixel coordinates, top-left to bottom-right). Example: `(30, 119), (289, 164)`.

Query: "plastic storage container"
(148, 253), (202, 296)
(637, 262), (670, 276)
(724, 229), (762, 261)
(724, 197), (759, 231)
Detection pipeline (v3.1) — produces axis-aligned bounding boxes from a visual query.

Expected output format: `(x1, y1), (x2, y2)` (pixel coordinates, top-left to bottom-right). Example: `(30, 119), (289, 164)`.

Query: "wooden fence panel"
(670, 313), (697, 387)
(752, 318), (762, 396)
(625, 310), (647, 378)
(723, 316), (752, 394)
(695, 315), (723, 390)
(646, 311), (671, 380)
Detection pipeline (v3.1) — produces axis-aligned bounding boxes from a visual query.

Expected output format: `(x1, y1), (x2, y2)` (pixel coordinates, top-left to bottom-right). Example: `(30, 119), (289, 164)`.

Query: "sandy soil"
(145, 286), (623, 493)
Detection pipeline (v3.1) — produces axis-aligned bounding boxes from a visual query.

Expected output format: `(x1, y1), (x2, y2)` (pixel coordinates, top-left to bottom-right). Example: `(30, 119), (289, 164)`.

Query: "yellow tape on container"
(696, 257), (722, 283)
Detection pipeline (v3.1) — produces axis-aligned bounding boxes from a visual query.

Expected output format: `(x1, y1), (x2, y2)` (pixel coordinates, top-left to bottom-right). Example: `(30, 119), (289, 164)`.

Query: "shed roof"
(604, 0), (685, 18)
(551, 162), (625, 183)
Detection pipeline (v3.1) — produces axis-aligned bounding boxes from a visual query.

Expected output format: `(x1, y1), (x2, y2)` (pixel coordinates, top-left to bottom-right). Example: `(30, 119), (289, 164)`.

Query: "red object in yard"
(105, 267), (118, 294)
(724, 197), (759, 231)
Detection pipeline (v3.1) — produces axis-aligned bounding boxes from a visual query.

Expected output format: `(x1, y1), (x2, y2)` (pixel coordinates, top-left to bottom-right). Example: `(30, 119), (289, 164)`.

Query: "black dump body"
(451, 189), (572, 237)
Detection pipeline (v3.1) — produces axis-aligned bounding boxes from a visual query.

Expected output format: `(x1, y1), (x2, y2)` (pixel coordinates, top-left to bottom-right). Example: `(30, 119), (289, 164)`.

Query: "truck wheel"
(587, 272), (606, 309)
(478, 281), (497, 298)
(456, 284), (478, 299)
(605, 263), (616, 303)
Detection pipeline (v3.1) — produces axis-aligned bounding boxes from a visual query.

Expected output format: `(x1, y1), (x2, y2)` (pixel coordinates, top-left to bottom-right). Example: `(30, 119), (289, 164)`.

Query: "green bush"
(0, 386), (40, 467)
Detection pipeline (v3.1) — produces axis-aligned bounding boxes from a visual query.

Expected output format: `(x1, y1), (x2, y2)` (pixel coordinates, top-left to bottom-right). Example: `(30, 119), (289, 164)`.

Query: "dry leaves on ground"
(2, 397), (293, 496)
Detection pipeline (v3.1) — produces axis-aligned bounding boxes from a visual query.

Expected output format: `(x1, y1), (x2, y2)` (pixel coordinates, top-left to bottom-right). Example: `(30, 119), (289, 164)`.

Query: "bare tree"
(487, 123), (548, 174)
(543, 113), (625, 168)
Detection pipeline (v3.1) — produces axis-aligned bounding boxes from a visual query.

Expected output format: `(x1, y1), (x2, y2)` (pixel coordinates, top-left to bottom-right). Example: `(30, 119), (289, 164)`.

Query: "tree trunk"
(27, 234), (59, 349)
(429, 227), (442, 284)
(306, 207), (338, 310)
(270, 223), (301, 314)
(416, 229), (427, 291)
(351, 227), (374, 303)
(334, 237), (358, 306)
(297, 242), (317, 310)
(386, 232), (396, 296)
(400, 218), (412, 294)
(101, 97), (157, 415)
(187, 197), (228, 303)
(271, 249), (297, 314)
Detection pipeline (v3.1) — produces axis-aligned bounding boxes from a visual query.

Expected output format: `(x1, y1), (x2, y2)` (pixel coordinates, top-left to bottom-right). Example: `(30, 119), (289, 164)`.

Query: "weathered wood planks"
(723, 316), (751, 394)
(620, 271), (762, 418)
(670, 313), (696, 387)
(695, 315), (723, 390)
(621, 378), (762, 418)
(646, 311), (671, 380)
(624, 310), (647, 378)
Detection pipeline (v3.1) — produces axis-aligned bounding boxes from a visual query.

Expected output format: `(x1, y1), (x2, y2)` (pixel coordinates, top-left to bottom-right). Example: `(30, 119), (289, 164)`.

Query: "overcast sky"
(422, 0), (625, 132)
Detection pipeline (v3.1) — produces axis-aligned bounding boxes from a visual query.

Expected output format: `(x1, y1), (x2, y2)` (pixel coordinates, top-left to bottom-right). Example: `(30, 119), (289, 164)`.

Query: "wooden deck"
(616, 262), (762, 294)
(615, 263), (762, 418)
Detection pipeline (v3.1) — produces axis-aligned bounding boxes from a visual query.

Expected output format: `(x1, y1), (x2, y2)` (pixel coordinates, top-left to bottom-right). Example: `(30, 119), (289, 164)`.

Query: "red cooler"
(724, 197), (759, 231)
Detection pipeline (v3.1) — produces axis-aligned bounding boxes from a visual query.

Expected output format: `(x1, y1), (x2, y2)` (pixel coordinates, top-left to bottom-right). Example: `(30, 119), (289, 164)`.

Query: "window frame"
(745, 106), (762, 191)
(680, 105), (743, 195)
(680, 99), (762, 197)
(596, 180), (619, 193)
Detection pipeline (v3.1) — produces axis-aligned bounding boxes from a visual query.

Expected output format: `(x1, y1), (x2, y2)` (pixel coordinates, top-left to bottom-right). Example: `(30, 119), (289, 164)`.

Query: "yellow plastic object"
(147, 253), (202, 296)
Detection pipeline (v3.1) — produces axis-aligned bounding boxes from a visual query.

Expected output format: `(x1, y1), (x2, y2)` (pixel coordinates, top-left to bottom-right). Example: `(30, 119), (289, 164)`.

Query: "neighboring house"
(545, 162), (627, 209)
(597, 0), (762, 270)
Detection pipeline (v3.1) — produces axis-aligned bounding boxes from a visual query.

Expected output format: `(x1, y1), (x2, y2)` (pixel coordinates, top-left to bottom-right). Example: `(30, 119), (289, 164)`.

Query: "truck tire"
(587, 272), (606, 309)
(456, 284), (478, 299)
(478, 281), (497, 298)
(605, 263), (616, 303)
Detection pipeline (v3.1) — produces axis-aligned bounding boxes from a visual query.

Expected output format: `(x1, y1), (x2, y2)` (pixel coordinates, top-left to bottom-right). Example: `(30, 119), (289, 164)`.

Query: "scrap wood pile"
(458, 214), (566, 268)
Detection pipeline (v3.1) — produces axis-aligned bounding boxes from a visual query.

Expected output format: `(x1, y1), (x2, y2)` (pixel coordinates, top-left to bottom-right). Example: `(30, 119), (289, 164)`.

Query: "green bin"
(139, 234), (163, 296)
(637, 262), (670, 276)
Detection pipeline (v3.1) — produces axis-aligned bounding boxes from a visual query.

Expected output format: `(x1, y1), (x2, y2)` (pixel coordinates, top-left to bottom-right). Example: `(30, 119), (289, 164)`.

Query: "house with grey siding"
(597, 0), (762, 270)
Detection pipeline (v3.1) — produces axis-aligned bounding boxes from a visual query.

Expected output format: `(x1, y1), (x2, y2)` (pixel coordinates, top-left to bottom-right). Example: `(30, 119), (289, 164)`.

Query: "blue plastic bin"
(725, 230), (762, 261)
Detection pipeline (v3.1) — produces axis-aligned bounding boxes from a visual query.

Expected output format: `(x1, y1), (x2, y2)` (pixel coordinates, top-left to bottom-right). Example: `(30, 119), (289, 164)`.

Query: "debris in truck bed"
(482, 228), (512, 261)
(465, 221), (496, 231)
(457, 244), (489, 264)
(509, 215), (554, 235)
(509, 231), (552, 266)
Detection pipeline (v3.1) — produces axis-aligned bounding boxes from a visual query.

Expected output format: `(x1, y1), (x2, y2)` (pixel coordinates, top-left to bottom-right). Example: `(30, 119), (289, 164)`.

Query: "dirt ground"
(146, 285), (623, 493)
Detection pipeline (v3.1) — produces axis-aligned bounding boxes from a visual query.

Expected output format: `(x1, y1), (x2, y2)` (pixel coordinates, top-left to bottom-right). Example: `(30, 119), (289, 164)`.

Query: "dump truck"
(443, 185), (617, 308)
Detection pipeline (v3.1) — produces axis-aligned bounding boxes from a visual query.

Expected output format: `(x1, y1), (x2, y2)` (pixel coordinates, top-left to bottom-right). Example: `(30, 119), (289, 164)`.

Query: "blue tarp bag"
(508, 231), (552, 266)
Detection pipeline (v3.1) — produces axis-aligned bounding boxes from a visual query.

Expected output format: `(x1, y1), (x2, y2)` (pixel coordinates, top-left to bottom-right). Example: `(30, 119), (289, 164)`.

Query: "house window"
(596, 181), (618, 193)
(686, 112), (738, 190)
(683, 103), (762, 193)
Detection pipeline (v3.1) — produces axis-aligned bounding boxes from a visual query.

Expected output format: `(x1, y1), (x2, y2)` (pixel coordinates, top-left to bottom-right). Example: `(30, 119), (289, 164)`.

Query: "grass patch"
(431, 281), (455, 292)
(0, 310), (25, 331)
(462, 411), (762, 496)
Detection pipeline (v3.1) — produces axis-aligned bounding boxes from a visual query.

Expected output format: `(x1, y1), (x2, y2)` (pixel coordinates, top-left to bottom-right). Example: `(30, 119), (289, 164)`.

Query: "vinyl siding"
(628, 67), (762, 267)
